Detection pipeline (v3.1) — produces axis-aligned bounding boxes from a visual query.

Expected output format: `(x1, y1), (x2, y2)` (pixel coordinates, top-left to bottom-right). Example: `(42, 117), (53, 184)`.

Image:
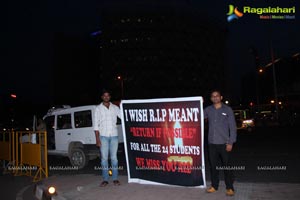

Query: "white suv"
(43, 105), (123, 169)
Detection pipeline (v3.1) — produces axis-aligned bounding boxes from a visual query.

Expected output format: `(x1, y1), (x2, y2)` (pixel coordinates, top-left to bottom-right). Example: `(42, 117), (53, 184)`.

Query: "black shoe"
(113, 180), (121, 186)
(100, 181), (109, 187)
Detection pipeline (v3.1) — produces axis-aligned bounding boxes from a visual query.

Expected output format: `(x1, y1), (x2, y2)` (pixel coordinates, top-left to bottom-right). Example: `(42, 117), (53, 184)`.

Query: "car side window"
(57, 114), (72, 130)
(74, 110), (92, 128)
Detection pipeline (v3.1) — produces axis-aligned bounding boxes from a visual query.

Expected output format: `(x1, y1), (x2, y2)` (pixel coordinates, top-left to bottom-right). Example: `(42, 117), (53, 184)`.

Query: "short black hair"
(101, 89), (111, 96)
(210, 89), (222, 96)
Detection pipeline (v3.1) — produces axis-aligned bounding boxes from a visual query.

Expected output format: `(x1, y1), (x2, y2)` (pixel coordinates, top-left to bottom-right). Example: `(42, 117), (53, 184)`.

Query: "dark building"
(51, 2), (228, 104)
(97, 5), (228, 100)
(52, 33), (100, 105)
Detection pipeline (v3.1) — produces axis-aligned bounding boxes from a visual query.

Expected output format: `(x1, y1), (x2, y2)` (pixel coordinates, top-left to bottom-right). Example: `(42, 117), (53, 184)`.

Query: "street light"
(117, 76), (124, 98)
(258, 45), (279, 119)
(249, 47), (260, 105)
(9, 93), (17, 130)
(270, 42), (279, 120)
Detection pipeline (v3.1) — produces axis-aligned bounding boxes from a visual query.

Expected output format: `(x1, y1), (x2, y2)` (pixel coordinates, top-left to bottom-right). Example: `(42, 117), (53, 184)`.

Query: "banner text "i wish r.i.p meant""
(124, 108), (199, 122)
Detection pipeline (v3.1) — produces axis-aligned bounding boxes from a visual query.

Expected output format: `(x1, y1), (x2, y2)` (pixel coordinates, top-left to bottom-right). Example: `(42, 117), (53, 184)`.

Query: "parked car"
(43, 105), (123, 169)
(233, 109), (255, 132)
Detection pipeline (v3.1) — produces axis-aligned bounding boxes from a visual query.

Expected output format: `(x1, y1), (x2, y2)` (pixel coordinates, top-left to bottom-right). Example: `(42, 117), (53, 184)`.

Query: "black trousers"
(208, 144), (234, 190)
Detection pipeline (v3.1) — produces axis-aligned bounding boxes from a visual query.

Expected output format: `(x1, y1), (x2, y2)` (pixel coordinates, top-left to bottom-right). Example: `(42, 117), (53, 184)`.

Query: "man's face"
(210, 91), (223, 104)
(101, 92), (111, 103)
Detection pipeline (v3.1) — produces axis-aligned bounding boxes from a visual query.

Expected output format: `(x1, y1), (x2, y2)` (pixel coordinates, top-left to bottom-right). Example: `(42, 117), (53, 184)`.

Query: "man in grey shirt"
(204, 90), (237, 196)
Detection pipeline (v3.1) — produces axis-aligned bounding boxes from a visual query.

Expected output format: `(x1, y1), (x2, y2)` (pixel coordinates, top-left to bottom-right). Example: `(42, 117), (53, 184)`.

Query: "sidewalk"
(35, 175), (300, 200)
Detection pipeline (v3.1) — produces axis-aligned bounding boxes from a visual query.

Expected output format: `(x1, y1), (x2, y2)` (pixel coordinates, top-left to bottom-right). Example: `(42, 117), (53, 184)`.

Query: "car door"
(73, 110), (95, 144)
(55, 113), (72, 151)
(44, 115), (55, 150)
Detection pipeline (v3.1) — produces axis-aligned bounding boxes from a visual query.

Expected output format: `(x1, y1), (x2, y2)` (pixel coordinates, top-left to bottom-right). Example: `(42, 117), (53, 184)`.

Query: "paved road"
(232, 126), (299, 183)
(0, 172), (34, 200)
(1, 125), (299, 199)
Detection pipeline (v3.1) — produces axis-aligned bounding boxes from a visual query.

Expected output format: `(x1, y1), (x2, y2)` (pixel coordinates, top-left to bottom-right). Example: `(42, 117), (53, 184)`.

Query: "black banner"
(120, 97), (206, 187)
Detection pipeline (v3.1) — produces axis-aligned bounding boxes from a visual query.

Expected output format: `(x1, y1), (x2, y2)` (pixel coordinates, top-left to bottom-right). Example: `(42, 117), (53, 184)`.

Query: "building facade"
(97, 6), (228, 99)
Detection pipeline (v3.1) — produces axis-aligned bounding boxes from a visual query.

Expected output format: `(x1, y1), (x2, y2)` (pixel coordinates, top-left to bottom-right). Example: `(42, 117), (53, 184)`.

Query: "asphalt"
(35, 174), (300, 200)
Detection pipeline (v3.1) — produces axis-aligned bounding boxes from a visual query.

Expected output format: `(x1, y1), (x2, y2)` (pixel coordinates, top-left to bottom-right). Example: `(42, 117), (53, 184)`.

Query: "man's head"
(101, 89), (111, 103)
(210, 90), (223, 105)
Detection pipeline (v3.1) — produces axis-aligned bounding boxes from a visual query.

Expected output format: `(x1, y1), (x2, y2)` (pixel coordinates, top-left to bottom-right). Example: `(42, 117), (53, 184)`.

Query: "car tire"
(69, 148), (89, 169)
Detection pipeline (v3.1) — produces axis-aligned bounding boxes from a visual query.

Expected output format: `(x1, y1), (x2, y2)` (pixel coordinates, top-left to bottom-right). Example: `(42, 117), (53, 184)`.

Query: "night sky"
(2, 0), (300, 106)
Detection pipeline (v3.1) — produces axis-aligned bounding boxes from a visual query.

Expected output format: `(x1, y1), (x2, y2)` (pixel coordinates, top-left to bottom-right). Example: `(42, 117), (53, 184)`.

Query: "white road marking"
(16, 184), (32, 200)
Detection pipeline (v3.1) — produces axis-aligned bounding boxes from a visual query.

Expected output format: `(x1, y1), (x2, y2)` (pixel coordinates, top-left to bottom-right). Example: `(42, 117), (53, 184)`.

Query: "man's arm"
(94, 107), (101, 147)
(204, 107), (209, 119)
(115, 105), (122, 119)
(94, 130), (101, 147)
(227, 107), (237, 145)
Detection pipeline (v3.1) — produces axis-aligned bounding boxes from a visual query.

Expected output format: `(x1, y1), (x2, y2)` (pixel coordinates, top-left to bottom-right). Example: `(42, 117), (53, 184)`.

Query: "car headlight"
(243, 119), (253, 124)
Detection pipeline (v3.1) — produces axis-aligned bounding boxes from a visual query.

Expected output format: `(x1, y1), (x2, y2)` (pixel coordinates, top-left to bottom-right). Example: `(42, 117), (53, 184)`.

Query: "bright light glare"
(243, 119), (253, 124)
(48, 186), (56, 195)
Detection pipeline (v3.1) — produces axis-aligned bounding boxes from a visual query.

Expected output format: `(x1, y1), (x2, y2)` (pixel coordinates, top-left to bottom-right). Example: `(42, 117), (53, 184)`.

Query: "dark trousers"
(208, 144), (234, 190)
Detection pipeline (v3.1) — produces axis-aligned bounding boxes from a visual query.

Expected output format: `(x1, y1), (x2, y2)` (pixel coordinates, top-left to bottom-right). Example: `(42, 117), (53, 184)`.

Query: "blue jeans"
(100, 136), (119, 181)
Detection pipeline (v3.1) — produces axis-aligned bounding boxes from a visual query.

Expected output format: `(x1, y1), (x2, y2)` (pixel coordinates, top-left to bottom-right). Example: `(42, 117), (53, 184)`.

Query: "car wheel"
(69, 148), (89, 169)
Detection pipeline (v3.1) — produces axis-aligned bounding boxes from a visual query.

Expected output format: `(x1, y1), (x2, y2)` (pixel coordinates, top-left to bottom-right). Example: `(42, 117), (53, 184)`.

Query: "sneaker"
(226, 189), (235, 196)
(206, 187), (217, 193)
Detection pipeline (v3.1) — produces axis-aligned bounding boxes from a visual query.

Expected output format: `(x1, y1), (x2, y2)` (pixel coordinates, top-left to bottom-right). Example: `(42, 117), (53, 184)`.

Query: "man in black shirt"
(204, 90), (237, 196)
